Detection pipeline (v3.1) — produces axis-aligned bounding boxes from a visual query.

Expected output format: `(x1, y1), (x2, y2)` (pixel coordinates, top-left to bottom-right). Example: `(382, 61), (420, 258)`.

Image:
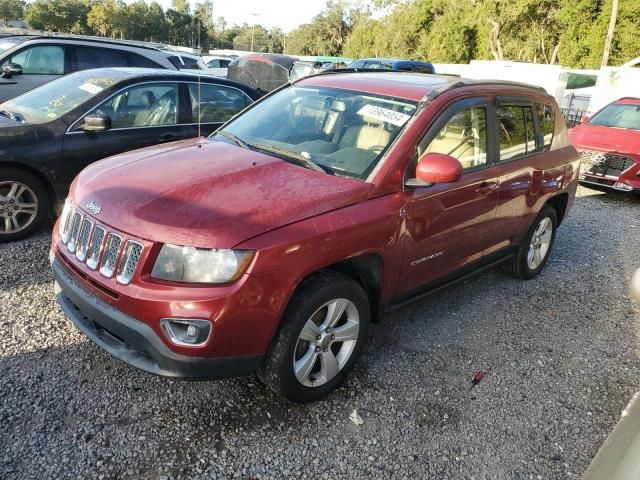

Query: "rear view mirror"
(1, 62), (22, 78)
(82, 113), (111, 132)
(406, 152), (463, 187)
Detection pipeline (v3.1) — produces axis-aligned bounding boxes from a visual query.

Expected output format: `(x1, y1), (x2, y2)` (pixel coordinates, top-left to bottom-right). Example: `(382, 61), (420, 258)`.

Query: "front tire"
(503, 204), (557, 280)
(258, 270), (370, 403)
(0, 168), (49, 243)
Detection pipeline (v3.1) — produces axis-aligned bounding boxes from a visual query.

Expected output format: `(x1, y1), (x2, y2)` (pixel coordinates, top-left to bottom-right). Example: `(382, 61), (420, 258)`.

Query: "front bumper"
(52, 257), (262, 380)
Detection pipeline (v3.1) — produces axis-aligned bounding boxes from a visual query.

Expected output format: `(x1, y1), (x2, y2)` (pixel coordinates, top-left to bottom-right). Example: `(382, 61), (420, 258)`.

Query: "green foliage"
(0, 0), (25, 25)
(25, 0), (90, 34)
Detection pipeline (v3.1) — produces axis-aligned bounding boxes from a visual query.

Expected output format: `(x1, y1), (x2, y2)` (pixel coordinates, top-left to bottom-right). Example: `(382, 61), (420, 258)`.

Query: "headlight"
(151, 244), (254, 284)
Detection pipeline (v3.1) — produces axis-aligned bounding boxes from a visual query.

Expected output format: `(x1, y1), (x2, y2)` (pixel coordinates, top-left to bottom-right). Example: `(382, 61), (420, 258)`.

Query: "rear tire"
(258, 270), (370, 403)
(0, 168), (49, 243)
(502, 204), (557, 280)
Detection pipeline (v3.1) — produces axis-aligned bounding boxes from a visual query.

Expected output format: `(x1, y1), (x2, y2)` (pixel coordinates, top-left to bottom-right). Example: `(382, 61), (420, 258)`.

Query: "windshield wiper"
(216, 130), (249, 149)
(248, 142), (329, 174)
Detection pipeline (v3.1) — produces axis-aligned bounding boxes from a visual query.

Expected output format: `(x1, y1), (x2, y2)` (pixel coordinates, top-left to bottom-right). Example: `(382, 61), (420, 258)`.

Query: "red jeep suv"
(569, 97), (640, 194)
(51, 72), (579, 402)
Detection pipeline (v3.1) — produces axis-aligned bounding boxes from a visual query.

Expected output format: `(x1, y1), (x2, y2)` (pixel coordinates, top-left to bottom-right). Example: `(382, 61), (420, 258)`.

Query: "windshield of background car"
(0, 37), (24, 54)
(0, 70), (126, 123)
(588, 103), (640, 130)
(216, 85), (418, 179)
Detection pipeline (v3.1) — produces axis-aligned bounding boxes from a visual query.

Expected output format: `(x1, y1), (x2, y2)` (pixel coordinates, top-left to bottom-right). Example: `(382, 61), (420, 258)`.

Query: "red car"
(51, 72), (579, 402)
(569, 97), (640, 194)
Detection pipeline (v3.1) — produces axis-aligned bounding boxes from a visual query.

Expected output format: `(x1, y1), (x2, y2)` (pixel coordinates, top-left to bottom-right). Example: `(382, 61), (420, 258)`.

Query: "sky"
(153, 0), (330, 32)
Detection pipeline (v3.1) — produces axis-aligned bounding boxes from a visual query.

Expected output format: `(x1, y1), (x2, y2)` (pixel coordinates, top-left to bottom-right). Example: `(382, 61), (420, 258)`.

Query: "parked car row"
(0, 31), (634, 404)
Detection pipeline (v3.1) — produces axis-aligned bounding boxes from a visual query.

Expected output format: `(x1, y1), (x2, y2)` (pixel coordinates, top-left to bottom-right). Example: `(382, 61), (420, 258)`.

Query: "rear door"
(62, 81), (189, 174)
(185, 82), (253, 137)
(0, 44), (68, 101)
(398, 97), (501, 293)
(489, 96), (549, 253)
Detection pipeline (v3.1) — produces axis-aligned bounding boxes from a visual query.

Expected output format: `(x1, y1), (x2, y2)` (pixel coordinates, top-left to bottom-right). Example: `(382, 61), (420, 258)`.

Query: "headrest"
(139, 91), (156, 108)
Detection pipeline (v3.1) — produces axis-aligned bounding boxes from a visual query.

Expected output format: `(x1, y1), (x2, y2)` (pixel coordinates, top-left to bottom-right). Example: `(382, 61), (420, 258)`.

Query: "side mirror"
(82, 113), (111, 132)
(581, 115), (590, 123)
(406, 152), (463, 187)
(1, 62), (22, 78)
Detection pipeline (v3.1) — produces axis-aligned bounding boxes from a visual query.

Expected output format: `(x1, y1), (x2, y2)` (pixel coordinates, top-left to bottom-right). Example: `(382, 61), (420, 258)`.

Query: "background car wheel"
(503, 204), (557, 280)
(0, 168), (49, 243)
(258, 270), (370, 403)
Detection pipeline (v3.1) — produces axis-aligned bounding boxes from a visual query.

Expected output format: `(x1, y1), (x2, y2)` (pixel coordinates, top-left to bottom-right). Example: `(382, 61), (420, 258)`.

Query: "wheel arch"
(0, 161), (58, 214)
(545, 192), (569, 225)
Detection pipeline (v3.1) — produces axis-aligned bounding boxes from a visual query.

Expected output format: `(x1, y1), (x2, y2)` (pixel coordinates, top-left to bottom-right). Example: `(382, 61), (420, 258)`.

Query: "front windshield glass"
(588, 103), (640, 130)
(215, 85), (418, 179)
(0, 70), (125, 123)
(0, 37), (23, 54)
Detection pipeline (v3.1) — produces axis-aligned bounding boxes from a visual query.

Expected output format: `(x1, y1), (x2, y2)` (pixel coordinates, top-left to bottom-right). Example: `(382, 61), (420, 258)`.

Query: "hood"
(71, 138), (372, 248)
(569, 123), (640, 155)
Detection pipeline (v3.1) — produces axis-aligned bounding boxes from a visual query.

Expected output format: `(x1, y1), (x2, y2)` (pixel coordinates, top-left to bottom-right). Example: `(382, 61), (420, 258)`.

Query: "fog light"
(160, 319), (211, 346)
(613, 182), (633, 191)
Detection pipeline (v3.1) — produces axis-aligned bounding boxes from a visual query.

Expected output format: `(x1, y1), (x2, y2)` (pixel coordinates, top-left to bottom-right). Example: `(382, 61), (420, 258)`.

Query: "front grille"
(58, 202), (144, 285)
(66, 212), (83, 253)
(116, 241), (143, 285)
(86, 226), (105, 270)
(75, 218), (93, 262)
(580, 150), (636, 178)
(100, 233), (123, 278)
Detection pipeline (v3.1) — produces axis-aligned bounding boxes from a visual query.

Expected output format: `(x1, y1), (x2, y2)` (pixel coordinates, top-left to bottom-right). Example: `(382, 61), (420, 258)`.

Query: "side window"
(423, 106), (488, 170)
(497, 105), (538, 161)
(188, 83), (250, 124)
(179, 56), (200, 70)
(75, 47), (127, 70)
(126, 52), (162, 68)
(220, 59), (230, 68)
(10, 45), (64, 74)
(537, 103), (555, 149)
(94, 83), (179, 129)
(208, 59), (220, 68)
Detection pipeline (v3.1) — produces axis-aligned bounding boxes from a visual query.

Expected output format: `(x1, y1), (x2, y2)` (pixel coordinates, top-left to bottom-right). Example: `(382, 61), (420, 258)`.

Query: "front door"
(62, 82), (189, 180)
(0, 44), (67, 102)
(398, 98), (500, 293)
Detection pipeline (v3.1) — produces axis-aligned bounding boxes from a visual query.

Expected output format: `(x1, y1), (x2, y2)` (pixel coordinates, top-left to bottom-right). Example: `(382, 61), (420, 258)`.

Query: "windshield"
(0, 70), (126, 123)
(588, 103), (640, 130)
(0, 37), (24, 54)
(215, 86), (417, 179)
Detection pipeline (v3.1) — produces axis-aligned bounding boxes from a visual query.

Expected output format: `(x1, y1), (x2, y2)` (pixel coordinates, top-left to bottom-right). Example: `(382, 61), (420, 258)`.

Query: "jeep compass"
(51, 72), (579, 402)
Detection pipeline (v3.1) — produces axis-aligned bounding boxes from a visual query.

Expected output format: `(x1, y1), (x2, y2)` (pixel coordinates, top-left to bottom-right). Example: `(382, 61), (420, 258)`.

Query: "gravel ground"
(1, 186), (639, 480)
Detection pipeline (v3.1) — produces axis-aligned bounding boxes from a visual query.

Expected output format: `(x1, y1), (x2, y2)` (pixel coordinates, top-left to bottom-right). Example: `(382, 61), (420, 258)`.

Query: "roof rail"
(1, 33), (167, 51)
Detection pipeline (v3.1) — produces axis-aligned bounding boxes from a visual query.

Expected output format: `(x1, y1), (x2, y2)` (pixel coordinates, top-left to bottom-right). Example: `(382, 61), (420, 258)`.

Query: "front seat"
(133, 91), (157, 126)
(145, 90), (177, 126)
(340, 114), (391, 152)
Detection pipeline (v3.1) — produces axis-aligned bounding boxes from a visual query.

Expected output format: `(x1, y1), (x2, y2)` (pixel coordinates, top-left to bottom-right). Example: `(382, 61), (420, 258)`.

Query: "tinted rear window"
(75, 47), (127, 70)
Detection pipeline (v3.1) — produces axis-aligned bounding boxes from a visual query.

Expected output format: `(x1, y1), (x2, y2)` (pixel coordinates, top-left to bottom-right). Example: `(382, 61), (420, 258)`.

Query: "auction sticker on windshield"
(357, 104), (411, 127)
(78, 83), (104, 95)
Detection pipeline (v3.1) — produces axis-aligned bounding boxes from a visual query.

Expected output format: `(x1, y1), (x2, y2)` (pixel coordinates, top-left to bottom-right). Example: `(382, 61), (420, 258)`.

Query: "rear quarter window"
(537, 103), (555, 149)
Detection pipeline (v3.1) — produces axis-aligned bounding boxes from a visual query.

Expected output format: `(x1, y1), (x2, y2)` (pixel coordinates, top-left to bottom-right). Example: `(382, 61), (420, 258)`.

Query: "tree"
(172, 0), (189, 15)
(0, 0), (25, 25)
(25, 0), (90, 33)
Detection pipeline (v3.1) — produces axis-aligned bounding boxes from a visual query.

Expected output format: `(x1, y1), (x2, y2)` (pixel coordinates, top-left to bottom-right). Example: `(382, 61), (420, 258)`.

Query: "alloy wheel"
(0, 181), (38, 235)
(293, 298), (360, 387)
(527, 216), (553, 270)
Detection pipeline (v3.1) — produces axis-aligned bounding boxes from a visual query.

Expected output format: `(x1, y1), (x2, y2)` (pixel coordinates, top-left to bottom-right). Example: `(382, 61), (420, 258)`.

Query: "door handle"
(158, 134), (178, 143)
(475, 181), (499, 195)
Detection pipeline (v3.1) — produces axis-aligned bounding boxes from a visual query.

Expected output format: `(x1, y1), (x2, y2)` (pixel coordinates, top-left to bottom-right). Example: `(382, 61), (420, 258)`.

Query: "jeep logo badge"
(86, 201), (102, 215)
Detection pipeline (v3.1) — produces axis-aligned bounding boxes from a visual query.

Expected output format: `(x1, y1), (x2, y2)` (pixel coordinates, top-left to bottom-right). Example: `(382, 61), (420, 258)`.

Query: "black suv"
(0, 35), (206, 102)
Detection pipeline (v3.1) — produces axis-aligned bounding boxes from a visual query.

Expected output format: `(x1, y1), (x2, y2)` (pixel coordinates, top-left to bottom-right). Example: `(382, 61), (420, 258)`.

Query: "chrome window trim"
(99, 233), (123, 278)
(66, 80), (251, 134)
(86, 225), (106, 271)
(116, 240), (144, 285)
